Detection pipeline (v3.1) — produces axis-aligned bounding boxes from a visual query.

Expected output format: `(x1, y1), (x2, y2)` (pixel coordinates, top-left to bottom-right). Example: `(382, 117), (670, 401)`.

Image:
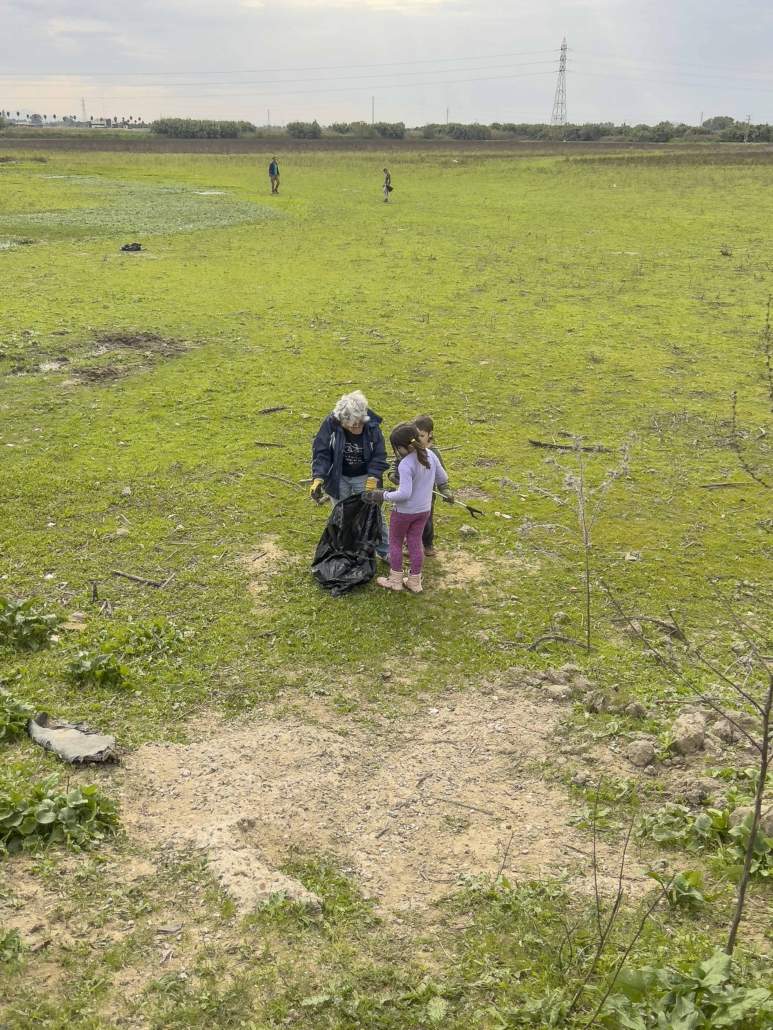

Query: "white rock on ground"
(625, 738), (657, 768)
(671, 712), (707, 755)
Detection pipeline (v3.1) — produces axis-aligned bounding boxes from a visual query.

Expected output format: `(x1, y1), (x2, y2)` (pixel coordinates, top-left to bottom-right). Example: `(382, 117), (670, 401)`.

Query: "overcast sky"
(1, 0), (772, 126)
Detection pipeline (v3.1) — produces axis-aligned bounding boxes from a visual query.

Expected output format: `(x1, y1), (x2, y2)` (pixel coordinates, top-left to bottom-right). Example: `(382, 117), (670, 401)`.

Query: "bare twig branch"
(729, 390), (770, 488)
(727, 669), (773, 954)
(527, 634), (596, 652)
(582, 878), (674, 1028)
(528, 438), (613, 454)
(111, 569), (163, 588)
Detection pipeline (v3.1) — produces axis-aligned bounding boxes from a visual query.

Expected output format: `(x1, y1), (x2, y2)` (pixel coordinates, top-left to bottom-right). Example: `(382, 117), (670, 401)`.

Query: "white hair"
(333, 390), (370, 426)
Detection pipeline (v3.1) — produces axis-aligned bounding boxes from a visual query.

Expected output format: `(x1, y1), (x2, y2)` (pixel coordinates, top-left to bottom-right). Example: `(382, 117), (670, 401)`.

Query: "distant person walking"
(383, 167), (392, 203)
(269, 156), (280, 194)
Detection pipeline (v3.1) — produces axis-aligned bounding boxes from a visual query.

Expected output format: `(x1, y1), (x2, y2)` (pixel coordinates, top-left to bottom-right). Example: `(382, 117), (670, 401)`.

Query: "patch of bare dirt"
(434, 548), (487, 590)
(94, 331), (185, 356)
(241, 535), (296, 604)
(115, 683), (648, 918)
(73, 364), (122, 383)
(456, 487), (489, 501)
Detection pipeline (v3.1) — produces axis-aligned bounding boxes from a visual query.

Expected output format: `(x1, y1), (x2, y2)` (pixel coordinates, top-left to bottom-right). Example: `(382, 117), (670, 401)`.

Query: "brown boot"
(377, 569), (404, 591)
(403, 573), (423, 594)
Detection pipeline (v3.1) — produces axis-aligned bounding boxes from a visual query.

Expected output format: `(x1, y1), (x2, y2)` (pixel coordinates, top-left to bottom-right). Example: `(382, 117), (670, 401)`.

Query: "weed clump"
(0, 773), (118, 854)
(0, 596), (59, 651)
(67, 649), (128, 689)
(0, 684), (32, 743)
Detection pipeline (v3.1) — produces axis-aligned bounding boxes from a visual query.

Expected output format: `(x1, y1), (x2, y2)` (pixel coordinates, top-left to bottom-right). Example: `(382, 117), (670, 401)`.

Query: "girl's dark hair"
(413, 414), (434, 436)
(390, 422), (431, 469)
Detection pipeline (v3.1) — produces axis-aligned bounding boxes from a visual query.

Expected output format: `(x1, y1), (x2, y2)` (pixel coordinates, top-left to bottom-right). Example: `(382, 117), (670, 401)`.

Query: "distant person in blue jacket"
(268, 157), (280, 194)
(310, 390), (389, 559)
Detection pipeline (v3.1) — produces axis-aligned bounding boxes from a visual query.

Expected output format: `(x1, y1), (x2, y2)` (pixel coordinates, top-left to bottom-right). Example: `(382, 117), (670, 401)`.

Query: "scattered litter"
(28, 714), (118, 764)
(120, 242), (142, 252)
(494, 511), (514, 520)
(623, 551), (641, 562)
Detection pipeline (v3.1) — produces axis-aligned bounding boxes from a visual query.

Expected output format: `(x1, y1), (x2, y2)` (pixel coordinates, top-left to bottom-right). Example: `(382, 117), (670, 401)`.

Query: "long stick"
(253, 471), (305, 490)
(111, 569), (163, 588)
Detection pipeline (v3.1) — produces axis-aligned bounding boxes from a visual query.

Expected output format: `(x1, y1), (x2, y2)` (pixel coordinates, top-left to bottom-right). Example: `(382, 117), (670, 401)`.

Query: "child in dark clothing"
(413, 415), (446, 556)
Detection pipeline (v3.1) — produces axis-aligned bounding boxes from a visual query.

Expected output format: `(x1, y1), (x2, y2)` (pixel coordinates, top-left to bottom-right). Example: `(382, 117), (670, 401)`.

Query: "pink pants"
(389, 510), (430, 574)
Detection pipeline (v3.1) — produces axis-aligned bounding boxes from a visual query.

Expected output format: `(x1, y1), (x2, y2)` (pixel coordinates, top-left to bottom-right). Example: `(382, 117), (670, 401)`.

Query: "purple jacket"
(384, 451), (448, 514)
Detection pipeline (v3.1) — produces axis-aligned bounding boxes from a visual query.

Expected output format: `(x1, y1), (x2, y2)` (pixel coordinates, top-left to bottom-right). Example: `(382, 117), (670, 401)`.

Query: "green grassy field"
(1, 143), (771, 1027)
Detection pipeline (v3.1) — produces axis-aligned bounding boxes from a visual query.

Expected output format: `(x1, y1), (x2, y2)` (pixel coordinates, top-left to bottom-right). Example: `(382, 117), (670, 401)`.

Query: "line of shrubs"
(277, 117), (773, 144)
(150, 118), (258, 139)
(140, 114), (770, 144)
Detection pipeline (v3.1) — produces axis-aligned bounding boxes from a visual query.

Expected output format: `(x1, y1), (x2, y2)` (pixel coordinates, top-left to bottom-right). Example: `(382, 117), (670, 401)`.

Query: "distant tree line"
(288, 115), (771, 143)
(311, 120), (407, 139)
(150, 118), (257, 139)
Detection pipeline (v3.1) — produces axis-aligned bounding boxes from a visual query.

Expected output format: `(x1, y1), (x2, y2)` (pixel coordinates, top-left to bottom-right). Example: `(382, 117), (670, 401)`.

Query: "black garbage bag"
(311, 494), (383, 597)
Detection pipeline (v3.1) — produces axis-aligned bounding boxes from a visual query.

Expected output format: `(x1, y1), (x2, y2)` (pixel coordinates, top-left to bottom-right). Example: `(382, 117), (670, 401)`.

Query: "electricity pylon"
(550, 38), (567, 128)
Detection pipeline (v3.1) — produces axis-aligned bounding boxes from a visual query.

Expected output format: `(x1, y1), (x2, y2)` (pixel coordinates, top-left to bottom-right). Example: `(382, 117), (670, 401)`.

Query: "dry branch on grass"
(528, 438), (613, 454)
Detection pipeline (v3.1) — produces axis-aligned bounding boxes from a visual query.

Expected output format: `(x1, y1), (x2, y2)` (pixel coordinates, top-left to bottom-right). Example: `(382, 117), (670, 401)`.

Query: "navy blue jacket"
(311, 409), (388, 499)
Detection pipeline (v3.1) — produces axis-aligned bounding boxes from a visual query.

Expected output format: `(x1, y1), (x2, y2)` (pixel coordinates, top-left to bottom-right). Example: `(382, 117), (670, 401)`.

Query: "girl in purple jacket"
(363, 423), (453, 593)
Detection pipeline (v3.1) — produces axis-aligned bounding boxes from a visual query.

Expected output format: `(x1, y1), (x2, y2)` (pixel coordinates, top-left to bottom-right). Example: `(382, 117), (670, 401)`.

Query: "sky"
(1, 0), (772, 126)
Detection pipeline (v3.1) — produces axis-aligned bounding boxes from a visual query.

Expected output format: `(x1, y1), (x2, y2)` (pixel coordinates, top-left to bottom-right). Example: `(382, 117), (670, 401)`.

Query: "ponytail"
(389, 422), (431, 468)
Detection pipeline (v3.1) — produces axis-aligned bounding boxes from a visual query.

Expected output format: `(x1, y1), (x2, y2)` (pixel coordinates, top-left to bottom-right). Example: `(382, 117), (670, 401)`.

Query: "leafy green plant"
(648, 869), (708, 911)
(0, 596), (59, 651)
(601, 949), (773, 1028)
(0, 927), (23, 964)
(67, 649), (128, 688)
(0, 773), (118, 854)
(111, 618), (187, 662)
(638, 803), (771, 879)
(0, 687), (32, 743)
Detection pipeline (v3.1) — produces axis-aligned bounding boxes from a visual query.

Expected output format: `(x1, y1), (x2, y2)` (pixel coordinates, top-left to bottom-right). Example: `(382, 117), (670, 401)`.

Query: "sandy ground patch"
(241, 535), (296, 604)
(114, 683), (647, 917)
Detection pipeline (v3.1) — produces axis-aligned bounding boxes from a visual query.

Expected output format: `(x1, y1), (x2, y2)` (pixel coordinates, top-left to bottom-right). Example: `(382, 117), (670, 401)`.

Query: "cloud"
(47, 17), (118, 36)
(242, 0), (457, 8)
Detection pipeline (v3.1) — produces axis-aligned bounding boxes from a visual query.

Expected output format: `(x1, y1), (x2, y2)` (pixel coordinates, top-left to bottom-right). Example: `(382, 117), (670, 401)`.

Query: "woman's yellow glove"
(310, 478), (325, 502)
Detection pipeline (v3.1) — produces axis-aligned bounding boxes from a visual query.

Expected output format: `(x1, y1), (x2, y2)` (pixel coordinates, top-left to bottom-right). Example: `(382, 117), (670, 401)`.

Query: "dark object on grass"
(311, 494), (383, 597)
(528, 438), (612, 454)
(120, 242), (142, 252)
(28, 713), (118, 764)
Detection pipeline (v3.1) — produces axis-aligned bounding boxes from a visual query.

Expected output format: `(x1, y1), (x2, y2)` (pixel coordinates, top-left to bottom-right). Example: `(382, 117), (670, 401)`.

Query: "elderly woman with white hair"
(310, 390), (389, 558)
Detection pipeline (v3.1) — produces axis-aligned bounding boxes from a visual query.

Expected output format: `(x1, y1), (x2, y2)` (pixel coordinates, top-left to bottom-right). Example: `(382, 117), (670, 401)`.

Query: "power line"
(571, 49), (773, 81)
(0, 68), (561, 103)
(0, 48), (561, 79)
(571, 67), (773, 95)
(0, 58), (563, 92)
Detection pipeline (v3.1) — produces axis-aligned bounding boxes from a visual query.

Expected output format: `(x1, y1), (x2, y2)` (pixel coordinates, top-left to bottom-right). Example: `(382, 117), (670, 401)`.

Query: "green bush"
(286, 120), (321, 139)
(638, 803), (771, 879)
(67, 649), (128, 689)
(329, 122), (351, 134)
(0, 927), (22, 964)
(0, 774), (118, 854)
(373, 121), (405, 139)
(446, 122), (492, 141)
(602, 949), (772, 1028)
(150, 118), (255, 139)
(0, 685), (32, 743)
(0, 596), (59, 651)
